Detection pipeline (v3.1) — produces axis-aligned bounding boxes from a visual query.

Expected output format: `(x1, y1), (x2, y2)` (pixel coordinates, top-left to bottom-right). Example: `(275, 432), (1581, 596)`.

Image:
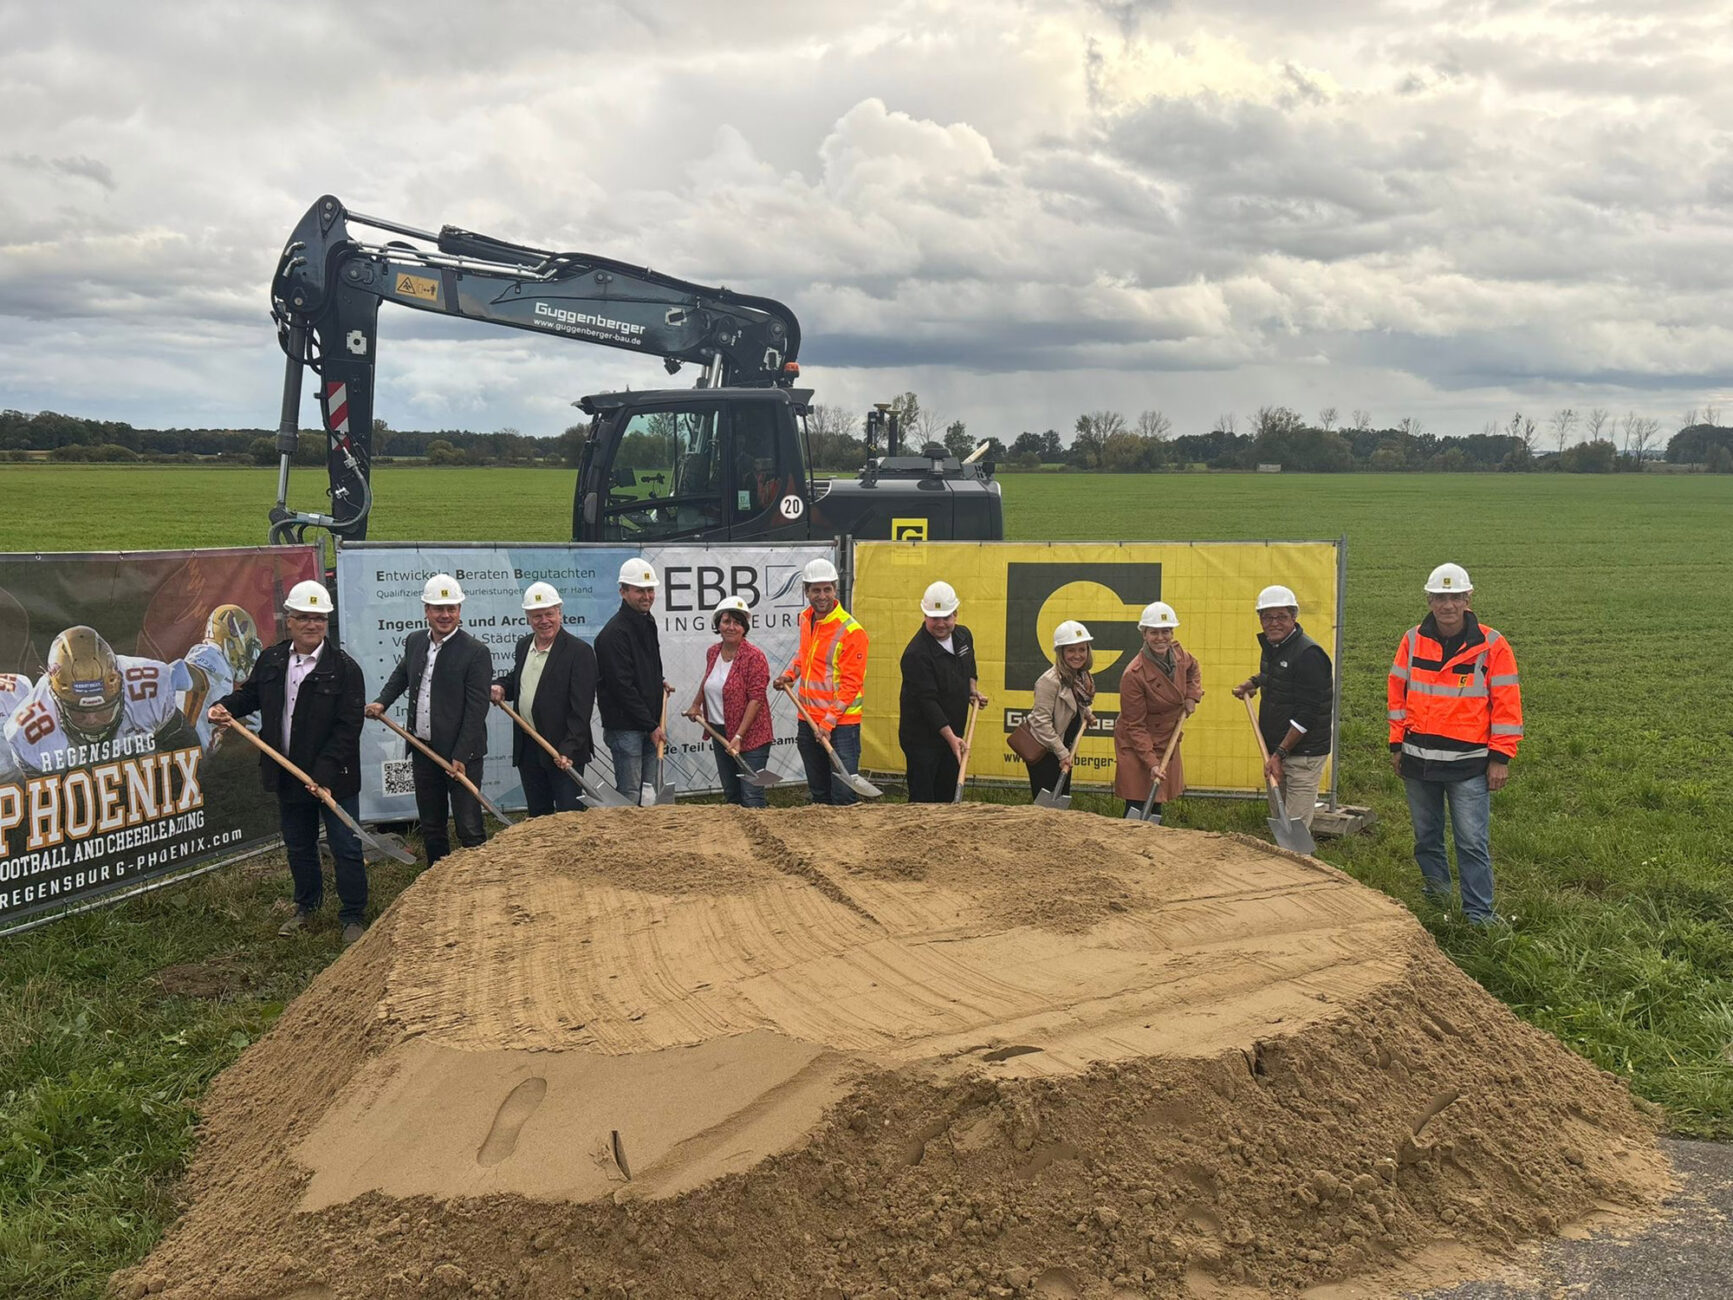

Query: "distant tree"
(425, 438), (465, 466)
(1548, 408), (1577, 455)
(1071, 410), (1126, 469)
(1351, 409), (1373, 432)
(555, 423), (589, 467)
(943, 419), (974, 460)
(1135, 410), (1173, 441)
(1585, 407), (1610, 443)
(1010, 431), (1047, 460)
(1707, 403), (1722, 427)
(1212, 413), (1238, 436)
(1560, 439), (1617, 473)
(807, 405), (864, 470)
(1317, 406), (1338, 432)
(1506, 412), (1538, 459)
(249, 437), (276, 466)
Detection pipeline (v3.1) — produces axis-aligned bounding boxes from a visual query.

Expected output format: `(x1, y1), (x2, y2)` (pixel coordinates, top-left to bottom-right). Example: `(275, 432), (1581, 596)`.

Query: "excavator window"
(599, 405), (728, 541)
(730, 403), (783, 523)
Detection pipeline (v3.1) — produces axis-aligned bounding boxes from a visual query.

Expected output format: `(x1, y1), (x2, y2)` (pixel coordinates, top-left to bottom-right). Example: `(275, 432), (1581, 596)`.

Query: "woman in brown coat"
(1113, 601), (1202, 818)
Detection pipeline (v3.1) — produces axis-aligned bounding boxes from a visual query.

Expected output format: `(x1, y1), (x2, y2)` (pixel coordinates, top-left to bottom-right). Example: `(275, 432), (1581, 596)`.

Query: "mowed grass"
(2, 463), (1732, 1297)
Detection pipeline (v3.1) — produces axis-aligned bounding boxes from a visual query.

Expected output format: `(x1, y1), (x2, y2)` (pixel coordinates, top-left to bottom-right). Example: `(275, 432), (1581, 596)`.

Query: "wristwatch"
(1275, 745), (1291, 758)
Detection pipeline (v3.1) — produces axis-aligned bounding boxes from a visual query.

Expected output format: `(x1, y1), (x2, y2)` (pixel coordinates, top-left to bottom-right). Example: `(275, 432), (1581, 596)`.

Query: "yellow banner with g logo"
(851, 540), (1342, 794)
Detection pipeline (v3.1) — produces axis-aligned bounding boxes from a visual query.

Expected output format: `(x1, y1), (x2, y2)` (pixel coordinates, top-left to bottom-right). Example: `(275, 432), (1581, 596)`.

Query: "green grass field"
(3, 464), (1732, 1297)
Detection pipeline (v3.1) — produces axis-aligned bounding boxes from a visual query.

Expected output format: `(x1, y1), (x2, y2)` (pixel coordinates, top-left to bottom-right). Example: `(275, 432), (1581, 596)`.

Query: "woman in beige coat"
(1023, 620), (1095, 798)
(1114, 601), (1202, 818)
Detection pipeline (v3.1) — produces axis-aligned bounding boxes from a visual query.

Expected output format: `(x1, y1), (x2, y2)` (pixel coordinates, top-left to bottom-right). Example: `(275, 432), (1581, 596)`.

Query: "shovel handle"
(778, 681), (835, 755)
(494, 699), (585, 789)
(695, 715), (758, 776)
(953, 698), (980, 802)
(220, 721), (412, 862)
(373, 711), (507, 816)
(1242, 693), (1274, 764)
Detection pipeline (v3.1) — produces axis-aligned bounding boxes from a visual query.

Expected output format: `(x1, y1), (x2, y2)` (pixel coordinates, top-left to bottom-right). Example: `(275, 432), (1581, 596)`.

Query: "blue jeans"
(1404, 774), (1495, 922)
(604, 728), (654, 803)
(712, 739), (772, 808)
(796, 720), (861, 806)
(279, 792), (367, 926)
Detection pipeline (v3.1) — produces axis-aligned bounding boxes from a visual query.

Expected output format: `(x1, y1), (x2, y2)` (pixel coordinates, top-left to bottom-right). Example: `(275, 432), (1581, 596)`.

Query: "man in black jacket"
(208, 580), (369, 945)
(594, 557), (671, 803)
(898, 581), (988, 802)
(366, 573), (493, 864)
(1231, 583), (1334, 829)
(491, 580), (596, 816)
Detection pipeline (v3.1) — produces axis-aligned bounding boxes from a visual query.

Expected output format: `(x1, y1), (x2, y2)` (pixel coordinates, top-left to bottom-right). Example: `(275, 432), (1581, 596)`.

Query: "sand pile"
(115, 806), (1669, 1300)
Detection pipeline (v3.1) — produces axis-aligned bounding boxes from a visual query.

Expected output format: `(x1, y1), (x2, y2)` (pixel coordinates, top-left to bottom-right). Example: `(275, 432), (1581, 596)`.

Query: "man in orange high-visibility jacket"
(1387, 562), (1523, 925)
(776, 557), (868, 805)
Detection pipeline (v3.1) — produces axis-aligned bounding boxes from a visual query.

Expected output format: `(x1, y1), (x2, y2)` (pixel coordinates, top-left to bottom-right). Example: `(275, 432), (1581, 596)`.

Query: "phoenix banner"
(851, 540), (1343, 795)
(336, 541), (833, 820)
(0, 546), (322, 933)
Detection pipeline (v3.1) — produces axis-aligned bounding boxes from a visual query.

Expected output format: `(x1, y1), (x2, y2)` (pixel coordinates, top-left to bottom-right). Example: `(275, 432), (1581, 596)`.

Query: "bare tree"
(1507, 411), (1538, 455)
(1135, 409), (1172, 441)
(1585, 407), (1610, 442)
(1548, 408), (1577, 455)
(1318, 406), (1339, 432)
(807, 404), (858, 440)
(1632, 416), (1661, 462)
(1212, 412), (1238, 436)
(1683, 407), (1699, 429)
(1072, 410), (1127, 469)
(1479, 418), (1500, 439)
(1707, 404), (1722, 427)
(1254, 405), (1304, 437)
(1398, 416), (1428, 439)
(1352, 409), (1373, 431)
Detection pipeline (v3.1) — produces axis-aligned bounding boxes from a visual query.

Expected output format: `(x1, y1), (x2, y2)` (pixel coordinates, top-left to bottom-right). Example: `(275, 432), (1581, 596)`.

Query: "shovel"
(644, 692), (677, 806)
(951, 698), (981, 804)
(1242, 694), (1317, 854)
(1125, 713), (1187, 823)
(372, 711), (516, 827)
(778, 682), (882, 799)
(1035, 709), (1092, 809)
(693, 716), (781, 788)
(221, 720), (418, 865)
(494, 700), (633, 808)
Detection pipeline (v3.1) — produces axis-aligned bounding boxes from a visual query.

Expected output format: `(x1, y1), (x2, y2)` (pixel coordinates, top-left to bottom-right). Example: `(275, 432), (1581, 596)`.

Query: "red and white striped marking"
(324, 382), (350, 435)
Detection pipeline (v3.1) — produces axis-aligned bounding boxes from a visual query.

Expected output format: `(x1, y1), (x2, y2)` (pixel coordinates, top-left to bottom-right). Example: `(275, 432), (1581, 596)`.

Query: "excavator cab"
(573, 388), (813, 542)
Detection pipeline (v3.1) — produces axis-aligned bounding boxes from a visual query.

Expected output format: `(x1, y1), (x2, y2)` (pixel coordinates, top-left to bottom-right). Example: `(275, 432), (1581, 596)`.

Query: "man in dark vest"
(366, 573), (493, 865)
(491, 580), (596, 816)
(208, 579), (369, 945)
(1231, 584), (1334, 829)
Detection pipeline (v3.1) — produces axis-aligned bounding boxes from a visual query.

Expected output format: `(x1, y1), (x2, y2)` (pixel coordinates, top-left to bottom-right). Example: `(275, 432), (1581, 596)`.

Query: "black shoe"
(341, 922), (366, 947)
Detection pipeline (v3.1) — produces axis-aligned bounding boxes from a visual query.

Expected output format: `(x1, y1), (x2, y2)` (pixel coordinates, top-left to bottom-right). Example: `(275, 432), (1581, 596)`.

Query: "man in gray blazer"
(491, 581), (596, 816)
(366, 573), (493, 865)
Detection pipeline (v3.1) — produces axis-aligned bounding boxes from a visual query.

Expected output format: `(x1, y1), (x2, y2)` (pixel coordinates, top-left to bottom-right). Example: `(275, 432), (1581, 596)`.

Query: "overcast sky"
(3, 0), (1730, 446)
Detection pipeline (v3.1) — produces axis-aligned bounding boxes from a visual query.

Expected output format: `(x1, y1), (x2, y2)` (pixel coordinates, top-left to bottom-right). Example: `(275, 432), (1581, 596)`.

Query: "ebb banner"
(335, 542), (833, 819)
(0, 546), (322, 933)
(850, 540), (1343, 795)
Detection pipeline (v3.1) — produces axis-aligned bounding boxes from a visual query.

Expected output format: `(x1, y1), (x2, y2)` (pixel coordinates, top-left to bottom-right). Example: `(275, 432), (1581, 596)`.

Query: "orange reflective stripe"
(794, 604), (867, 725)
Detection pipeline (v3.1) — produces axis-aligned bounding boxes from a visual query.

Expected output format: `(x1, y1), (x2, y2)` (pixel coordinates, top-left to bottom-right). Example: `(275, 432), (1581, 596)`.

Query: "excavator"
(266, 196), (1002, 547)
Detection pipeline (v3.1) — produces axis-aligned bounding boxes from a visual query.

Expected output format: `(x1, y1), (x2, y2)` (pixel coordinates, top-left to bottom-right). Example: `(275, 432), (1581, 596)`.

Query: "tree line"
(5, 401), (1731, 473)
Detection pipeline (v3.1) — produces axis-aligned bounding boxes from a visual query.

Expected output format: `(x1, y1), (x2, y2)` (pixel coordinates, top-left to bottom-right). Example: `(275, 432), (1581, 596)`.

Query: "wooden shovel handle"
(954, 698), (981, 795)
(1242, 693), (1275, 763)
(373, 711), (483, 800)
(777, 681), (837, 756)
(223, 721), (337, 812)
(495, 699), (567, 767)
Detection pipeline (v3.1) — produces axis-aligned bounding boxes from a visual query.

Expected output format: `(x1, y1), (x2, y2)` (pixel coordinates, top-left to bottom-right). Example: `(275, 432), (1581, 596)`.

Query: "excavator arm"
(267, 195), (801, 543)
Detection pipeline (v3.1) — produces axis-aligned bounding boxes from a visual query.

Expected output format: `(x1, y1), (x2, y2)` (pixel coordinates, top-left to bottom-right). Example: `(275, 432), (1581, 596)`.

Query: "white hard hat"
(1255, 584), (1299, 612)
(1424, 562), (1473, 594)
(1053, 620), (1093, 648)
(920, 580), (960, 617)
(711, 595), (752, 631)
(618, 557), (658, 589)
(522, 581), (562, 611)
(422, 573), (465, 605)
(284, 580), (332, 614)
(1138, 601), (1179, 629)
(802, 557), (839, 585)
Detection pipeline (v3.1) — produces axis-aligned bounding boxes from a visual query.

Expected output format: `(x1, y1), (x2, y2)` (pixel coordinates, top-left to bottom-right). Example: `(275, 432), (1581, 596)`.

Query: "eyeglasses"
(288, 614), (329, 624)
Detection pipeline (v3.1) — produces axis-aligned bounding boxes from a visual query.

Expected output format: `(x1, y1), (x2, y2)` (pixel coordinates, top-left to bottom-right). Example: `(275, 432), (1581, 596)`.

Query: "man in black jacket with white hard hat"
(594, 556), (672, 803)
(208, 579), (370, 945)
(898, 580), (988, 802)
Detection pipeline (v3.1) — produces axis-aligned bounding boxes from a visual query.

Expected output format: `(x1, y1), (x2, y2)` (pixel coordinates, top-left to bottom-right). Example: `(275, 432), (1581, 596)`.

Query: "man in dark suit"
(490, 580), (596, 815)
(208, 579), (369, 946)
(365, 573), (493, 866)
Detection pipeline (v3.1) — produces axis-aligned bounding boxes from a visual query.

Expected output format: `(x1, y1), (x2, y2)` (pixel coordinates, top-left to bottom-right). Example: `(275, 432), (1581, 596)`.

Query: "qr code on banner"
(382, 760), (415, 796)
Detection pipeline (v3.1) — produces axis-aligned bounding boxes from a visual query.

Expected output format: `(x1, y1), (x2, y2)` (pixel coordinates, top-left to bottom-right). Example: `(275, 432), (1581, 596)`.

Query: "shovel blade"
(653, 782), (678, 806)
(1033, 788), (1070, 809)
(1267, 815), (1316, 855)
(845, 772), (883, 799)
(747, 770), (781, 788)
(1123, 805), (1148, 821)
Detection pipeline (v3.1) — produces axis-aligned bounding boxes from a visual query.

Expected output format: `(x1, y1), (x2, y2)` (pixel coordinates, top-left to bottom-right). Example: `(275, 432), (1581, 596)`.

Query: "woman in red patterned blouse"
(681, 598), (775, 806)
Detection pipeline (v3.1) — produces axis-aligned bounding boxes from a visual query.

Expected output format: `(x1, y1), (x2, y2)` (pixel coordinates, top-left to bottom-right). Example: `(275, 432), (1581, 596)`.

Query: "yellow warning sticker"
(395, 273), (439, 302)
(890, 517), (929, 541)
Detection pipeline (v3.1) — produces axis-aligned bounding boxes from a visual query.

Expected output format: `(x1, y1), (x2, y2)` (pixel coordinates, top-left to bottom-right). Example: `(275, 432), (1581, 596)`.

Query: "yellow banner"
(851, 541), (1341, 794)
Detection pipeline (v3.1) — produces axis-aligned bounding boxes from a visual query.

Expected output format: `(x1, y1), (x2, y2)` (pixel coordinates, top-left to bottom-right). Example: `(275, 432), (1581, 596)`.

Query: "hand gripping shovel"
(1035, 712), (1089, 809)
(222, 720), (417, 865)
(693, 716), (781, 788)
(646, 692), (677, 806)
(778, 682), (882, 799)
(1242, 694), (1316, 854)
(372, 711), (517, 827)
(1125, 713), (1187, 823)
(494, 700), (632, 808)
(952, 698), (980, 804)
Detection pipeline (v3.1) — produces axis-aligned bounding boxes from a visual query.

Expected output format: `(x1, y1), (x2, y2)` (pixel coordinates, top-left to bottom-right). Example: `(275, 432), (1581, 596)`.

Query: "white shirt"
(702, 655), (733, 727)
(414, 632), (447, 740)
(937, 634), (955, 654)
(284, 641), (325, 741)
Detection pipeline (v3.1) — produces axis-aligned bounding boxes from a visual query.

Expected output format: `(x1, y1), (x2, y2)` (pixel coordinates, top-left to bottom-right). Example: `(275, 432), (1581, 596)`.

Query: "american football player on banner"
(176, 605), (265, 751)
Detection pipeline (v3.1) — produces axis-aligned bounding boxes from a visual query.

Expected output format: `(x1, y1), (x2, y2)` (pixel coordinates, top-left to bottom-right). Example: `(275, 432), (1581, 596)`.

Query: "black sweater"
(594, 601), (664, 732)
(898, 624), (977, 750)
(1253, 624), (1334, 757)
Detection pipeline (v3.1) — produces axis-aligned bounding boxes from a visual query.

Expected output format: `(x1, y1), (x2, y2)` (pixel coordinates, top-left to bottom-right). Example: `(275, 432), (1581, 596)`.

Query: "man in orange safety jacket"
(776, 556), (869, 805)
(1387, 562), (1523, 924)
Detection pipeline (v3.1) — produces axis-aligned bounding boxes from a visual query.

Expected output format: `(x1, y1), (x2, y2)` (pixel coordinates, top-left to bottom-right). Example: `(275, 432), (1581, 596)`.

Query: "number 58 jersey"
(4, 655), (189, 776)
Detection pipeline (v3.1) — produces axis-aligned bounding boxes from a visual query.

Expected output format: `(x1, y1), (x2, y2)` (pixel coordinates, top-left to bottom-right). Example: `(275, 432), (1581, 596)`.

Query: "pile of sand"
(115, 806), (1669, 1300)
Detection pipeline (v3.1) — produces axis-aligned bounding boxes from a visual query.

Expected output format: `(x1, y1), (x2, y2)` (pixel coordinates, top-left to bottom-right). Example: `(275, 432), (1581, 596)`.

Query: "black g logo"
(1004, 562), (1161, 694)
